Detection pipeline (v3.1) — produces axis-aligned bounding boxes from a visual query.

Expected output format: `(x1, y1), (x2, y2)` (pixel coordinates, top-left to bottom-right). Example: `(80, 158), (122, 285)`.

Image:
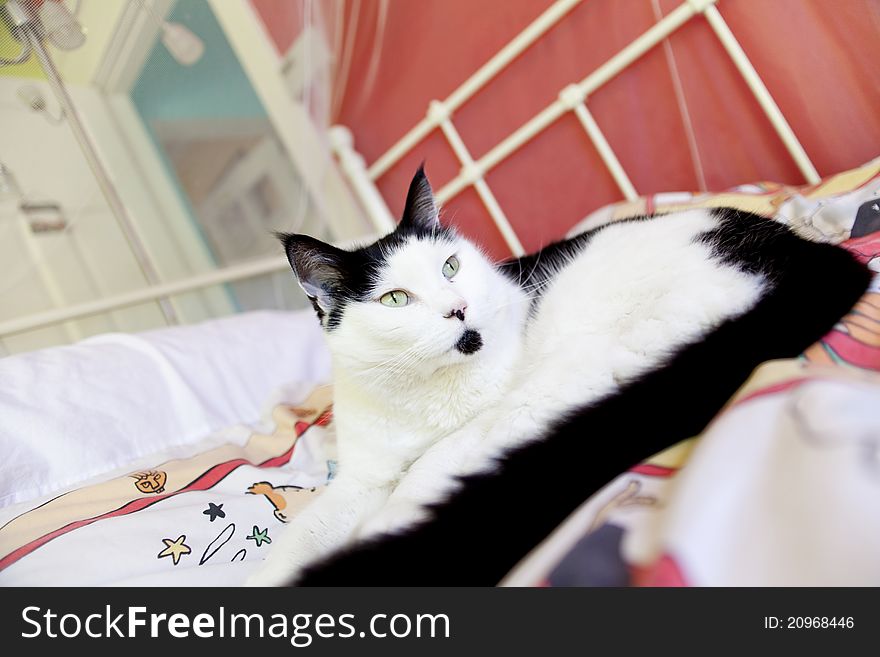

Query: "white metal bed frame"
(343, 0), (820, 257)
(0, 0), (822, 341)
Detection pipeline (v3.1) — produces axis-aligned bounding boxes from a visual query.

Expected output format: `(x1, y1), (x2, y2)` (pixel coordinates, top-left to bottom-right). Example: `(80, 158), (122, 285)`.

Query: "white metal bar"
(479, 103), (568, 189)
(210, 0), (370, 243)
(571, 102), (638, 200)
(367, 119), (436, 185)
(14, 215), (81, 342)
(434, 103), (525, 256)
(23, 21), (179, 326)
(703, 5), (820, 184)
(437, 0), (709, 204)
(0, 257), (291, 338)
(471, 178), (525, 256)
(329, 125), (397, 234)
(437, 101), (568, 204)
(579, 0), (705, 97)
(367, 0), (584, 180)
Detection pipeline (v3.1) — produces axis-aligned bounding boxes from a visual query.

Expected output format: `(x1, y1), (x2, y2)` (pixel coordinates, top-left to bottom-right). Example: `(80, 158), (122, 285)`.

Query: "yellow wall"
(0, 0), (43, 80)
(0, 0), (126, 83)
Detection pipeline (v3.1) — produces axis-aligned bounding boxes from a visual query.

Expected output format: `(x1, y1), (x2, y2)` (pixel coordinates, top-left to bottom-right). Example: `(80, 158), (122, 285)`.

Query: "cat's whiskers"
(350, 342), (425, 379)
(348, 336), (436, 389)
(370, 353), (432, 390)
(518, 248), (544, 288)
(481, 284), (542, 315)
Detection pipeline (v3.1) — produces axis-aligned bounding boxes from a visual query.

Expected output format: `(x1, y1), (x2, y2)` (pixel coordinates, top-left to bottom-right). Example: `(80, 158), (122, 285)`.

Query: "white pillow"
(0, 310), (330, 508)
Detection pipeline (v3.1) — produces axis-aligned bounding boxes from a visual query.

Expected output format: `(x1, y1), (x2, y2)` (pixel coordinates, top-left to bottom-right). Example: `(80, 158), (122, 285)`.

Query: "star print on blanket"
(0, 387), (332, 585)
(246, 526), (272, 548)
(158, 535), (192, 565)
(203, 503), (226, 522)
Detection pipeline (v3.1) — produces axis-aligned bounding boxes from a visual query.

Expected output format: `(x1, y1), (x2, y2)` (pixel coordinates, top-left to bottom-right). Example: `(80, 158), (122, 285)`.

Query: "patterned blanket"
(0, 387), (335, 585)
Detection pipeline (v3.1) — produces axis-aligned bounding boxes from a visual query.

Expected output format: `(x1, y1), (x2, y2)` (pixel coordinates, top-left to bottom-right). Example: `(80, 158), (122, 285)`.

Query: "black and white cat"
(247, 168), (870, 586)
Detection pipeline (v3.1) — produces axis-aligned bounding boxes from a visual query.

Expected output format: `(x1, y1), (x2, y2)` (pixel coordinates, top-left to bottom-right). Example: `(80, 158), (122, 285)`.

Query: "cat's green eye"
(442, 255), (460, 279)
(380, 290), (410, 307)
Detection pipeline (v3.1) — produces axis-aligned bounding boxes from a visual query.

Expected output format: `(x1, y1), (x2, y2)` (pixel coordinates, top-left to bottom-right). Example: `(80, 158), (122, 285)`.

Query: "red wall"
(252, 0), (880, 259)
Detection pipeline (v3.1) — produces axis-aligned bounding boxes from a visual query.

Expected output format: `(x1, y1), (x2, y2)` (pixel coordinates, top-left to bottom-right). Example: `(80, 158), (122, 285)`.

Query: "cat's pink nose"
(444, 301), (467, 321)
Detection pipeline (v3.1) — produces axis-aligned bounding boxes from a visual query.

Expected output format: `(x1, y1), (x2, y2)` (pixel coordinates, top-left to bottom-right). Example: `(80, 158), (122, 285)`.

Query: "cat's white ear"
(278, 233), (346, 314)
(399, 165), (440, 233)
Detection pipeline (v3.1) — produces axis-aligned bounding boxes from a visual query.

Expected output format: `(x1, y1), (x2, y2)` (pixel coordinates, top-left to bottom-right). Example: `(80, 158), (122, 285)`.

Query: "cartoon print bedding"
(0, 387), (335, 586)
(1, 158), (878, 587)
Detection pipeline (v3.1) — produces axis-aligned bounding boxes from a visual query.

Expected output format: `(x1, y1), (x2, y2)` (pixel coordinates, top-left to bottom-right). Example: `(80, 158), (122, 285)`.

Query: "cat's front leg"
(355, 413), (496, 539)
(245, 476), (392, 586)
(357, 401), (550, 539)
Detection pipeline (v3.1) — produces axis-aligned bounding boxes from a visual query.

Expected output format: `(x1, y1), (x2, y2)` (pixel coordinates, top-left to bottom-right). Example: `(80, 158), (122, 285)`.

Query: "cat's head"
(279, 168), (515, 381)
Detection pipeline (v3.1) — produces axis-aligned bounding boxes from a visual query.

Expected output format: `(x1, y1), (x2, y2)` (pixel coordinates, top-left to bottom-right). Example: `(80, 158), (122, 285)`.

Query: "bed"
(0, 310), (335, 585)
(1, 158), (878, 586)
(2, 0), (879, 587)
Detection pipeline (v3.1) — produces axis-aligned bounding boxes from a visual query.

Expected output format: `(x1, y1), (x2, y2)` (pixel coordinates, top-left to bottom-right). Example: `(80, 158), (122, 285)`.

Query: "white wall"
(0, 77), (233, 354)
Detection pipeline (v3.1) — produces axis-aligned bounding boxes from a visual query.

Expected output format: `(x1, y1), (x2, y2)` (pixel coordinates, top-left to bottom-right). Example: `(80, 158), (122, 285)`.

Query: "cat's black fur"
(293, 207), (872, 586)
(498, 229), (599, 302)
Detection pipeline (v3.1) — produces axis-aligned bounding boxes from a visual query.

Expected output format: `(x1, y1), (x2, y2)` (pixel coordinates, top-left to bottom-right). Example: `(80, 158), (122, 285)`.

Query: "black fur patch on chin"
(455, 329), (483, 354)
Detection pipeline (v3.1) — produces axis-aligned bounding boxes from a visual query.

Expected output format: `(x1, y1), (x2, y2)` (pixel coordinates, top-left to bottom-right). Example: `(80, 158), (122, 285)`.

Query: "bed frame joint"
(686, 0), (717, 13)
(427, 100), (451, 123)
(558, 83), (587, 109)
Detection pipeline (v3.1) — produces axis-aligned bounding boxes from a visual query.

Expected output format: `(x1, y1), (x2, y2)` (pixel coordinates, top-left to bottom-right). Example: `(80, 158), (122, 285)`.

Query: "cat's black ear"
(277, 232), (347, 318)
(398, 165), (440, 233)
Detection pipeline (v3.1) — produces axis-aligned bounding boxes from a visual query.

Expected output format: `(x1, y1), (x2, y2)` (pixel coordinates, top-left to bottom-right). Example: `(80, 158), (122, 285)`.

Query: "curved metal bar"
(0, 40), (32, 67)
(0, 0), (34, 67)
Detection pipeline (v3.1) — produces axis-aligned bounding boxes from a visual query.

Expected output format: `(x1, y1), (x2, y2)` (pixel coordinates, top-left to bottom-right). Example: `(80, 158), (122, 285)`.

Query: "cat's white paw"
(357, 499), (426, 539)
